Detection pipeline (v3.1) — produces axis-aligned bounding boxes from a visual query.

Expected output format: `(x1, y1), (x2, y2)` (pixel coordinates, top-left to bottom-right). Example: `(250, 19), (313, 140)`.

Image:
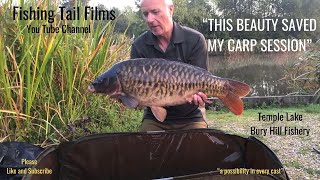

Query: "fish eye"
(94, 77), (107, 86)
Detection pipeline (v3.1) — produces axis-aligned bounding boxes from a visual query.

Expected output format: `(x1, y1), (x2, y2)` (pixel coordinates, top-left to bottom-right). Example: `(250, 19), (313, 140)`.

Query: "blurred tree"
(173, 0), (216, 38)
(92, 0), (320, 43)
(279, 0), (320, 39)
(60, 0), (90, 11)
(119, 6), (147, 38)
(215, 0), (320, 40)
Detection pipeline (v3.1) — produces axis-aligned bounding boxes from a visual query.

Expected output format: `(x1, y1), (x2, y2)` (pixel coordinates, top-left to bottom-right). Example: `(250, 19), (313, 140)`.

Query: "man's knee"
(140, 119), (165, 132)
(179, 120), (208, 130)
(140, 119), (208, 132)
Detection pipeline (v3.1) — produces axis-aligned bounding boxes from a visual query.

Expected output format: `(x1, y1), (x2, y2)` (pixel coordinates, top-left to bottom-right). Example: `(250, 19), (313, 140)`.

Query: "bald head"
(140, 0), (174, 38)
(140, 0), (173, 6)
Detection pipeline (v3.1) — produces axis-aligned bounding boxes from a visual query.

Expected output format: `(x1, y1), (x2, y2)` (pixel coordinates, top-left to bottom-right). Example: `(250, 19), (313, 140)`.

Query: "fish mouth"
(88, 84), (96, 93)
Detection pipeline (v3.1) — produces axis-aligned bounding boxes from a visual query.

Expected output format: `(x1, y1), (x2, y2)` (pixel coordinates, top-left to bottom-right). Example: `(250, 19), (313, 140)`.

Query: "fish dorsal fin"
(151, 106), (167, 122)
(119, 95), (139, 108)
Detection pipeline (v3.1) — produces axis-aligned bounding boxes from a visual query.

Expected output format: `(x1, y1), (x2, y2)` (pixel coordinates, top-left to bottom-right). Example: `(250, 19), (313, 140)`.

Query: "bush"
(284, 42), (320, 100)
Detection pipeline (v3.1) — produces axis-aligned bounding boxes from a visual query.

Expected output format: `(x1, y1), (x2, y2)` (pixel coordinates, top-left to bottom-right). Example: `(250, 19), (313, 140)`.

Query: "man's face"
(141, 0), (174, 37)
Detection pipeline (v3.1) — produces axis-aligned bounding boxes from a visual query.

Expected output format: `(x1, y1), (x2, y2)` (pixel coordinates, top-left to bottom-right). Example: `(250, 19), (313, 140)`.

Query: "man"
(131, 0), (209, 131)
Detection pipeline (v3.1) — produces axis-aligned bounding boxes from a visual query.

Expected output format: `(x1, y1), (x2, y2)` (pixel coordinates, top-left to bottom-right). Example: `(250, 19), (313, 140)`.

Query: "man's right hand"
(192, 92), (212, 106)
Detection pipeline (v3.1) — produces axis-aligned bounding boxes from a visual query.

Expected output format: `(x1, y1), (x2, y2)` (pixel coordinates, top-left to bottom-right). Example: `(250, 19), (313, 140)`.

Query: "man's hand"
(192, 92), (212, 106)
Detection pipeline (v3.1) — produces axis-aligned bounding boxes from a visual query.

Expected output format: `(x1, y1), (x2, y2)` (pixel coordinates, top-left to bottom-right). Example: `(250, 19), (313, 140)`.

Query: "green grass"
(285, 160), (303, 169)
(305, 168), (320, 176)
(285, 161), (320, 176)
(63, 96), (143, 141)
(207, 104), (320, 122)
(207, 104), (320, 179)
(207, 104), (320, 137)
(304, 104), (320, 113)
(0, 0), (133, 145)
(298, 148), (309, 155)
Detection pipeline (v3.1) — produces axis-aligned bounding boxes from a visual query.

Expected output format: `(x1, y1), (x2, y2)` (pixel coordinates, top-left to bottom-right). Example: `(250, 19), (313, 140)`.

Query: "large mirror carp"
(88, 58), (251, 122)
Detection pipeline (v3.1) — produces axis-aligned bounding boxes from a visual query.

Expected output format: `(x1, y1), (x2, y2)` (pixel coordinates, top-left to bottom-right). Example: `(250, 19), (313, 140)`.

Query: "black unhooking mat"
(0, 142), (43, 180)
(2, 129), (289, 180)
(24, 129), (289, 180)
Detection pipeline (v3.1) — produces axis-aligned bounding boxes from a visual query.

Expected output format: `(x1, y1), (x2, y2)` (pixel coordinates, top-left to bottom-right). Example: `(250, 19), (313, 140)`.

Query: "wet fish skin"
(88, 58), (251, 122)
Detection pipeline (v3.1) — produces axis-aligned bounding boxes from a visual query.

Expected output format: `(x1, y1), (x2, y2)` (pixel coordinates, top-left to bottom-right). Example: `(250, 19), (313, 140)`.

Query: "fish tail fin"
(227, 79), (251, 97)
(218, 79), (251, 115)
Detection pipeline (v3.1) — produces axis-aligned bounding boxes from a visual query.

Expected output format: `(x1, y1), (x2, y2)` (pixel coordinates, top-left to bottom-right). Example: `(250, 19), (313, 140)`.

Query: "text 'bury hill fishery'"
(88, 58), (251, 122)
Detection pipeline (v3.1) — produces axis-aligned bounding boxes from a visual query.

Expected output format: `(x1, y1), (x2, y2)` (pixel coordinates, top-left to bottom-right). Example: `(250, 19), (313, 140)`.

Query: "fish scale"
(89, 58), (251, 122)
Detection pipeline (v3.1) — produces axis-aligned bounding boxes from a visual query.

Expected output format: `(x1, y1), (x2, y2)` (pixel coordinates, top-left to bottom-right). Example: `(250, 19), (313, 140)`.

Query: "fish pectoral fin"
(151, 106), (167, 122)
(119, 95), (139, 108)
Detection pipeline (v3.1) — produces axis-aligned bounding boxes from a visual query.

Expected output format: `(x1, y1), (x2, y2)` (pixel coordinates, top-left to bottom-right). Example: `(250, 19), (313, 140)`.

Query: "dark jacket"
(131, 22), (208, 124)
